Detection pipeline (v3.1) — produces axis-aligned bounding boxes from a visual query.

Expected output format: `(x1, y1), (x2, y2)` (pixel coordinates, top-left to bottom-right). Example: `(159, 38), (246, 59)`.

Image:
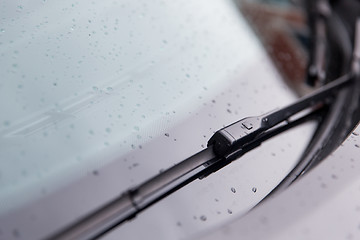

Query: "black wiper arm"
(47, 72), (353, 240)
(208, 73), (351, 159)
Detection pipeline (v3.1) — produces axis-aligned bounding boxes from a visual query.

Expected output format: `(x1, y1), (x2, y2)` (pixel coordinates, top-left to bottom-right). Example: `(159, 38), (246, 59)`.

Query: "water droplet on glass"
(12, 229), (20, 238)
(352, 132), (359, 136)
(227, 209), (233, 214)
(105, 128), (111, 133)
(200, 215), (207, 221)
(107, 87), (113, 91)
(92, 170), (99, 176)
(355, 144), (360, 148)
(165, 133), (170, 137)
(92, 86), (98, 91)
(231, 187), (236, 193)
(252, 187), (257, 193)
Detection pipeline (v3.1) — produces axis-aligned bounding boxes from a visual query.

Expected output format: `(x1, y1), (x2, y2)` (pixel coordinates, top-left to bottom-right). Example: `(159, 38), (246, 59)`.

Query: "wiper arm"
(47, 72), (353, 240)
(208, 73), (351, 159)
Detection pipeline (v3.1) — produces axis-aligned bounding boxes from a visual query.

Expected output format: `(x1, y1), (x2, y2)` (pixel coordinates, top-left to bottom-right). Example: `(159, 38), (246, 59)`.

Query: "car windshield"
(0, 0), (325, 239)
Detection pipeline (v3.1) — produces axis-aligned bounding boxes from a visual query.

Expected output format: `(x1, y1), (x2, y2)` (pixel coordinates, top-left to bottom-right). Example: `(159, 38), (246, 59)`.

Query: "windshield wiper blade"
(208, 73), (351, 160)
(47, 72), (353, 240)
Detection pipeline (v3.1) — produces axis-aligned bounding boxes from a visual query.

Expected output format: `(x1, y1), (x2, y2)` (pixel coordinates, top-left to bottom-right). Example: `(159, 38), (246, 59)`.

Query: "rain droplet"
(227, 209), (233, 214)
(352, 132), (359, 136)
(92, 170), (99, 176)
(252, 187), (257, 193)
(231, 187), (236, 193)
(200, 215), (207, 221)
(12, 229), (20, 238)
(92, 86), (98, 91)
(165, 133), (170, 137)
(355, 144), (360, 148)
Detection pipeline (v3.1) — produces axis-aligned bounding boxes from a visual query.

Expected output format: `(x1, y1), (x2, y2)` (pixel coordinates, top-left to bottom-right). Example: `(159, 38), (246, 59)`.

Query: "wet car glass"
(0, 0), (359, 239)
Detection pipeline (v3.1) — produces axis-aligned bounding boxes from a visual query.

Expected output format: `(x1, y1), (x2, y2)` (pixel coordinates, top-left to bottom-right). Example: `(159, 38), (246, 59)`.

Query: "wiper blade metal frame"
(47, 72), (353, 240)
(208, 73), (352, 159)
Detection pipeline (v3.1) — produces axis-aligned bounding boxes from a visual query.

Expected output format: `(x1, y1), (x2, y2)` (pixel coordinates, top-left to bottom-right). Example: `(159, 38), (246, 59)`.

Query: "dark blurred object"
(238, 0), (310, 95)
(305, 0), (360, 87)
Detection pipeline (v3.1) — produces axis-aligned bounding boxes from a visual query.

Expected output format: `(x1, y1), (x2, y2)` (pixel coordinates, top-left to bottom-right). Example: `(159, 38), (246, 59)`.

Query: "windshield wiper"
(48, 4), (360, 240)
(47, 71), (354, 240)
